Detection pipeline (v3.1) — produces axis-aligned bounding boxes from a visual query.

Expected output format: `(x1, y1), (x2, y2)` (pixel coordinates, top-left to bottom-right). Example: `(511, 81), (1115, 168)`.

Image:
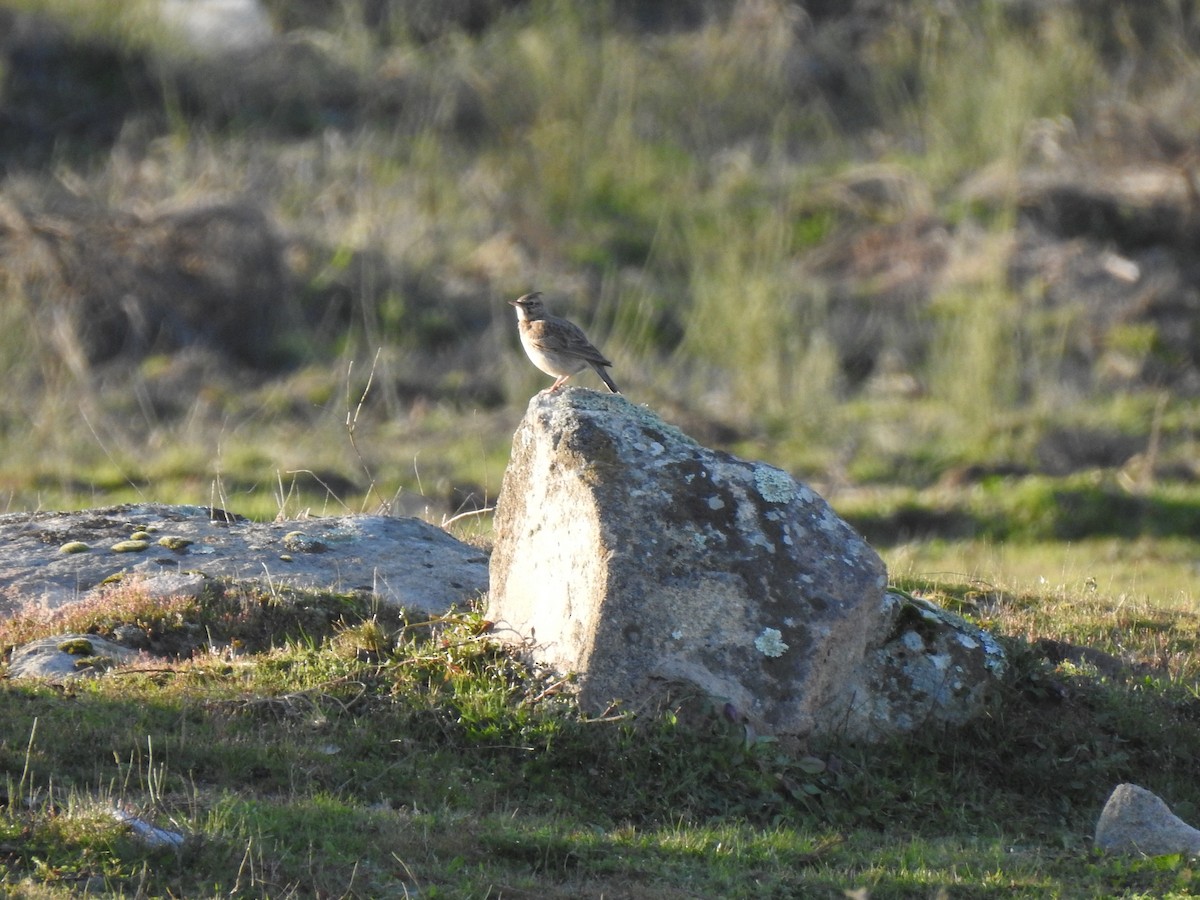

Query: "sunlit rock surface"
(1095, 783), (1200, 856)
(487, 389), (1005, 741)
(0, 505), (487, 617)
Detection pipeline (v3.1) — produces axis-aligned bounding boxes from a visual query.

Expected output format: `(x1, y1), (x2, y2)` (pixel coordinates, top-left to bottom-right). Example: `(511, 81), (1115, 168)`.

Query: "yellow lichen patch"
(59, 541), (90, 554)
(157, 535), (193, 550)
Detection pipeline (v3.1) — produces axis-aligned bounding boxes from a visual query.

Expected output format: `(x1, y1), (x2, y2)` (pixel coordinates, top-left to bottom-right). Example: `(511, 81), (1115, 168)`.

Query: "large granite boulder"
(487, 390), (1005, 741)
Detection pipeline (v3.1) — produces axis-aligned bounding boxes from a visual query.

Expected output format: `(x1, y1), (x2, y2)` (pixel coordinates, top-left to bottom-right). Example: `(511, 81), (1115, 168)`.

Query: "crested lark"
(509, 291), (620, 393)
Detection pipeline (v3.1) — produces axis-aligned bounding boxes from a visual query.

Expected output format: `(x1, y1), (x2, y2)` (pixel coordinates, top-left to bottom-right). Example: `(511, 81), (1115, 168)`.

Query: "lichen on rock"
(488, 390), (1001, 741)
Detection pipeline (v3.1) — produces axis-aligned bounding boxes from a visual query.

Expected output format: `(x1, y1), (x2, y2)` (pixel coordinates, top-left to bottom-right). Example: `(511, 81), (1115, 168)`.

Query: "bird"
(508, 291), (620, 393)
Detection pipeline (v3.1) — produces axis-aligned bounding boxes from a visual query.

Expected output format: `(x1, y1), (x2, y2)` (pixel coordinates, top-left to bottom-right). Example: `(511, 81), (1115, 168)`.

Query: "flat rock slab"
(0, 504), (488, 616)
(8, 633), (145, 679)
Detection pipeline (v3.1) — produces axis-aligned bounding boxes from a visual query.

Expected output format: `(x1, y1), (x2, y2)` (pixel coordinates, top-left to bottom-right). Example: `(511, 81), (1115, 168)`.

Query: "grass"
(3, 572), (1200, 896)
(1, 1), (1200, 895)
(0, 0), (1192, 506)
(891, 1), (1103, 188)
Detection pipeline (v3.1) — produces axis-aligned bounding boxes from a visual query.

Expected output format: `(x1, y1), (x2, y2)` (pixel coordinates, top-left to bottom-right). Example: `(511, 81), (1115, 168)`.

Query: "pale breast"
(519, 322), (587, 377)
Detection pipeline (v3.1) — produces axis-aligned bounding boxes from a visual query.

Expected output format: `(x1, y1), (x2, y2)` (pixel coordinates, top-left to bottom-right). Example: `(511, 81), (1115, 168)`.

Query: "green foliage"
(0, 0), (1190, 512)
(2, 578), (1200, 896)
(0, 578), (374, 656)
(880, 0), (1103, 186)
(0, 0), (164, 51)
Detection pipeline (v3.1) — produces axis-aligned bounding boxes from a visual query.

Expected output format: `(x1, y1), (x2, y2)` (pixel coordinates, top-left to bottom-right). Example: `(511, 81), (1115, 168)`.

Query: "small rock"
(110, 807), (185, 849)
(859, 593), (1007, 734)
(110, 625), (152, 650)
(1095, 783), (1200, 856)
(282, 531), (327, 553)
(8, 634), (144, 680)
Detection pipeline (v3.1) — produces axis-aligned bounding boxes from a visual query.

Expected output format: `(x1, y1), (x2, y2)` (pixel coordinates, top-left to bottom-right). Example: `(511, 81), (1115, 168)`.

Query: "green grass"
(3, 572), (1200, 896)
(0, 0), (1192, 506)
(883, 0), (1103, 188)
(1, 2), (1200, 894)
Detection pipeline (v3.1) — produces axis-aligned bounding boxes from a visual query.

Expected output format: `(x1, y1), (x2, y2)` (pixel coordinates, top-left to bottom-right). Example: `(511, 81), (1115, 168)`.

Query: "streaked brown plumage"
(508, 291), (620, 393)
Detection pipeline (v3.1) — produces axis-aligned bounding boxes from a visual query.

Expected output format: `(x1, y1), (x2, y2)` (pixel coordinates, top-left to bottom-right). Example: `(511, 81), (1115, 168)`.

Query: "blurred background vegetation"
(0, 0), (1197, 588)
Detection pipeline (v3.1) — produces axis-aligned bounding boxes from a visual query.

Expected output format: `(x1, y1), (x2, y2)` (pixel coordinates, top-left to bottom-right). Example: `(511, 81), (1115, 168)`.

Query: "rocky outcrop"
(487, 390), (1005, 741)
(1095, 783), (1200, 856)
(0, 504), (488, 617)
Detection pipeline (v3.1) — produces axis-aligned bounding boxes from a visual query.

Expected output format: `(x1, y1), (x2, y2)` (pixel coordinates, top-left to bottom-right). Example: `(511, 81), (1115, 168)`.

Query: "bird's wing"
(562, 329), (613, 367)
(528, 320), (614, 367)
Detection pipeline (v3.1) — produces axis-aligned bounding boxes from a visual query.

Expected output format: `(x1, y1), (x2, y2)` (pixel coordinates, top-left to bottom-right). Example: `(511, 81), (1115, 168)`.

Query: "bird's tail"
(594, 365), (620, 394)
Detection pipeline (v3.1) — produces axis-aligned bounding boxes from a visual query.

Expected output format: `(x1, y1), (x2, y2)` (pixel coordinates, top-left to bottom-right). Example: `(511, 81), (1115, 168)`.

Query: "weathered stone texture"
(1095, 783), (1200, 857)
(0, 505), (487, 617)
(488, 390), (1005, 740)
(8, 633), (144, 679)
